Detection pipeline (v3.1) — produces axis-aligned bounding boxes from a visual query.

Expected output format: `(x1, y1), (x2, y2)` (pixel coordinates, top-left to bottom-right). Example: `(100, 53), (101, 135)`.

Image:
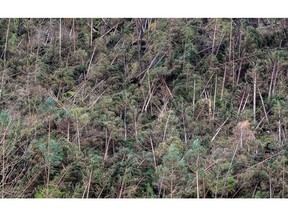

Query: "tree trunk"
(90, 18), (93, 47)
(46, 116), (51, 197)
(59, 18), (62, 64)
(196, 155), (200, 199)
(253, 69), (257, 123)
(3, 18), (11, 67)
(221, 65), (227, 100)
(72, 18), (76, 52)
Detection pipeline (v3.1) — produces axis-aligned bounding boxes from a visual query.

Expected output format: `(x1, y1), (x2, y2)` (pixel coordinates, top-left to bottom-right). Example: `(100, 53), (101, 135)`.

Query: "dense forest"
(0, 18), (288, 198)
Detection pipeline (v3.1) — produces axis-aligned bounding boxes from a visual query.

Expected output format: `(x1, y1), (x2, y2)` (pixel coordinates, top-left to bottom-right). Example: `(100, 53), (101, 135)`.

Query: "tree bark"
(59, 18), (62, 64)
(3, 18), (11, 67)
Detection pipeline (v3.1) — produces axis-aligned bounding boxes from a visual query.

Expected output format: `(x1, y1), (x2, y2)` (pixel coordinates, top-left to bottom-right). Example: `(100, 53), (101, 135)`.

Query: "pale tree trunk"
(221, 65), (227, 100)
(237, 93), (245, 114)
(76, 119), (81, 152)
(86, 171), (93, 198)
(236, 59), (243, 85)
(149, 136), (157, 173)
(193, 79), (196, 117)
(67, 119), (70, 142)
(268, 62), (276, 99)
(104, 128), (111, 161)
(1, 126), (9, 198)
(253, 69), (257, 123)
(46, 116), (51, 197)
(168, 19), (172, 61)
(210, 19), (218, 66)
(3, 18), (11, 67)
(1, 19), (10, 98)
(118, 168), (127, 198)
(282, 163), (286, 198)
(196, 155), (200, 199)
(170, 166), (174, 198)
(181, 102), (187, 144)
(72, 18), (76, 52)
(258, 88), (269, 122)
(208, 97), (212, 121)
(136, 18), (144, 72)
(272, 63), (279, 96)
(90, 18), (93, 47)
(269, 173), (273, 198)
(278, 109), (282, 145)
(134, 110), (138, 143)
(228, 19), (234, 89)
(59, 18), (62, 64)
(162, 111), (171, 142)
(212, 75), (217, 120)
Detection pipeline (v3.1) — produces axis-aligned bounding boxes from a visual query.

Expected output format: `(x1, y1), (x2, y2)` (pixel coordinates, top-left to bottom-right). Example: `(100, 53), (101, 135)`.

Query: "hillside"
(0, 18), (288, 198)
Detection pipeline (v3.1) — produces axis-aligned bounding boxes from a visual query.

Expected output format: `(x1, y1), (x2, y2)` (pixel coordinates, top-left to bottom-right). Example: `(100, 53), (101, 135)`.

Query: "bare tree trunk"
(72, 18), (76, 52)
(181, 103), (187, 144)
(1, 19), (10, 99)
(193, 79), (196, 117)
(242, 93), (250, 111)
(268, 62), (276, 99)
(211, 117), (229, 142)
(170, 166), (174, 198)
(59, 18), (62, 64)
(282, 164), (286, 198)
(118, 168), (127, 198)
(252, 183), (258, 198)
(253, 69), (257, 123)
(86, 42), (97, 79)
(196, 155), (200, 199)
(3, 18), (11, 67)
(211, 19), (218, 58)
(162, 111), (171, 142)
(237, 93), (245, 114)
(269, 173), (273, 198)
(76, 119), (81, 152)
(134, 110), (138, 143)
(104, 128), (111, 161)
(1, 126), (9, 198)
(183, 42), (188, 91)
(208, 97), (212, 121)
(221, 65), (227, 100)
(272, 63), (279, 96)
(67, 119), (70, 142)
(86, 171), (93, 198)
(229, 19), (234, 89)
(124, 107), (127, 141)
(258, 88), (269, 122)
(136, 18), (144, 72)
(167, 19), (173, 69)
(212, 75), (217, 120)
(236, 58), (243, 85)
(278, 109), (282, 145)
(46, 116), (51, 197)
(149, 136), (157, 173)
(90, 18), (93, 47)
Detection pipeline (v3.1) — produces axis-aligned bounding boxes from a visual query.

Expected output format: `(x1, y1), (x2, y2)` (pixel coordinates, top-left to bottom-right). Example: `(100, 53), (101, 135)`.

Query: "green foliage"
(0, 109), (10, 127)
(35, 185), (63, 198)
(255, 190), (269, 198)
(37, 139), (63, 168)
(43, 96), (57, 114)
